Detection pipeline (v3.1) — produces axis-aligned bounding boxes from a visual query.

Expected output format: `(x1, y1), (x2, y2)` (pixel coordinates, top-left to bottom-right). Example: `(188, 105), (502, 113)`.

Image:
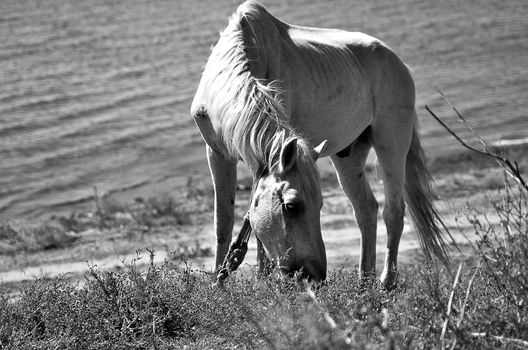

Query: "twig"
(448, 262), (481, 350)
(425, 98), (528, 192)
(457, 262), (481, 328)
(470, 332), (528, 348)
(440, 263), (463, 349)
(305, 283), (337, 329)
(86, 265), (121, 315)
(437, 90), (490, 153)
(438, 91), (527, 191)
(425, 105), (491, 159)
(93, 185), (102, 214)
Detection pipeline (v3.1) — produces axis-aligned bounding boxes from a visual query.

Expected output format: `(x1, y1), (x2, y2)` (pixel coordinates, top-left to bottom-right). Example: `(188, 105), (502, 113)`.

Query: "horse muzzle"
(279, 257), (327, 282)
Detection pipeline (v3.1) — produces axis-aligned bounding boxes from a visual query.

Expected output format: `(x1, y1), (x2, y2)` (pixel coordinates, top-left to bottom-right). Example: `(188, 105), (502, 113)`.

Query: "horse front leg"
(206, 145), (238, 270)
(330, 129), (378, 280)
(330, 154), (378, 280)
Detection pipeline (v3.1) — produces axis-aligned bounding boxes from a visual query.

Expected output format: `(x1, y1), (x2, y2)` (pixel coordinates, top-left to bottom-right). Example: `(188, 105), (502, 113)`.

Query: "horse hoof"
(380, 270), (398, 290)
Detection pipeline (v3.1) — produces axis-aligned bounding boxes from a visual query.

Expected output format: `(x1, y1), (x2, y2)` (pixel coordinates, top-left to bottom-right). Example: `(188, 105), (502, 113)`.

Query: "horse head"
(249, 137), (328, 282)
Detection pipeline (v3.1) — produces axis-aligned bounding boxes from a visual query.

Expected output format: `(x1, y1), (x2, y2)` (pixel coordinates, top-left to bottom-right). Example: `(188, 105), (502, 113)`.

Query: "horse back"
(286, 25), (415, 108)
(276, 25), (415, 149)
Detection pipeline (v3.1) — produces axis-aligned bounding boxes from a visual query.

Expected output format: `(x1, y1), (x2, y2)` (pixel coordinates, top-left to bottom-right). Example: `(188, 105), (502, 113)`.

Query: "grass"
(2, 137), (528, 348)
(70, 177), (215, 232)
(0, 221), (79, 255)
(0, 177), (215, 256)
(0, 227), (526, 349)
(1, 172), (527, 349)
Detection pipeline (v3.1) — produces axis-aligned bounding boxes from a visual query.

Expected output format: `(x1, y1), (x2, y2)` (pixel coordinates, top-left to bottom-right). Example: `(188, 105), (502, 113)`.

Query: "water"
(1, 0), (527, 219)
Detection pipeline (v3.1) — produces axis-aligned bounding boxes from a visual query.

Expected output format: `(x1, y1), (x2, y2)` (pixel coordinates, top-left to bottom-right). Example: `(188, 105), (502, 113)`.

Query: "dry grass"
(1, 170), (527, 349)
(0, 178), (215, 257)
(2, 114), (528, 348)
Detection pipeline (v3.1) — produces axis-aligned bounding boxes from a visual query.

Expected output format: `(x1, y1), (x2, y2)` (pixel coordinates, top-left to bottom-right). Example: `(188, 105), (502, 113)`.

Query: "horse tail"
(404, 124), (451, 265)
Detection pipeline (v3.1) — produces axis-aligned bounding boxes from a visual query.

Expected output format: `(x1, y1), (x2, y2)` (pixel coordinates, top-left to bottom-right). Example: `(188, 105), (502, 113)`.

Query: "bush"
(1, 141), (527, 348)
(0, 221), (78, 254)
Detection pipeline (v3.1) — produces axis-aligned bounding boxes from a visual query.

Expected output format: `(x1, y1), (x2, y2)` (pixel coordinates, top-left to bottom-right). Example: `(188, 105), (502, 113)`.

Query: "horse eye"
(282, 201), (304, 216)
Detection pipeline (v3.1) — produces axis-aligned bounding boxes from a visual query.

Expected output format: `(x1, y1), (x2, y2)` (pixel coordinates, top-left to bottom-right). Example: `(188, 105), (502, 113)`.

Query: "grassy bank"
(1, 207), (527, 349)
(1, 144), (528, 349)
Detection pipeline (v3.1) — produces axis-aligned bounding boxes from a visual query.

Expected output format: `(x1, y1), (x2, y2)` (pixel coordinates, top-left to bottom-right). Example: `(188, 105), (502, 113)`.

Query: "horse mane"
(201, 1), (321, 196)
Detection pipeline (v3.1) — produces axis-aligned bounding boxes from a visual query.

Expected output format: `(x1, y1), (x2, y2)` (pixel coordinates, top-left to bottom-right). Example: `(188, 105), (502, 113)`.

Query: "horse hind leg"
(330, 128), (379, 280)
(206, 146), (238, 270)
(371, 108), (415, 289)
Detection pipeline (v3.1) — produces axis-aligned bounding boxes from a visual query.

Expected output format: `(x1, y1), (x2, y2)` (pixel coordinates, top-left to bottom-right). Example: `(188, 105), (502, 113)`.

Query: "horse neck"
(239, 4), (287, 82)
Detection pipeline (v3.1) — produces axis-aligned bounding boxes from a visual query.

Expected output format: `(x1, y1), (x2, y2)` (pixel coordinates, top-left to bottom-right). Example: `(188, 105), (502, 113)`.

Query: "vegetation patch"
(1, 175), (527, 349)
(2, 104), (528, 348)
(0, 178), (215, 256)
(0, 222), (79, 255)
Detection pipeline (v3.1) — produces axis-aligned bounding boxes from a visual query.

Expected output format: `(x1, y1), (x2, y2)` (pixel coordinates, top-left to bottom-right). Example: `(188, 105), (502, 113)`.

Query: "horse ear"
(312, 140), (328, 161)
(279, 138), (298, 173)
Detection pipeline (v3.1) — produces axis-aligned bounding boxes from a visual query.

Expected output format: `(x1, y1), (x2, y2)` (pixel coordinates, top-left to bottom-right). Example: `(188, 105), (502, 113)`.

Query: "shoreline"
(2, 141), (526, 286)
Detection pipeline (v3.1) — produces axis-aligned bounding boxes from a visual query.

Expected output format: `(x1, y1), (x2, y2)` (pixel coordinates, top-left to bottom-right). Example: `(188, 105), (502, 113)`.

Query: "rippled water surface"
(1, 0), (527, 219)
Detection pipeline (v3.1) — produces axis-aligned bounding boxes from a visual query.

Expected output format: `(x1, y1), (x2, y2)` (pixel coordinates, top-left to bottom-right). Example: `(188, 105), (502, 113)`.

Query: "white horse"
(191, 0), (450, 288)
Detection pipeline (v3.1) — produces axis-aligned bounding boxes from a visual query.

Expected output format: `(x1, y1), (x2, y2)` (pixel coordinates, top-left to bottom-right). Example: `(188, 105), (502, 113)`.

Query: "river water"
(1, 0), (527, 219)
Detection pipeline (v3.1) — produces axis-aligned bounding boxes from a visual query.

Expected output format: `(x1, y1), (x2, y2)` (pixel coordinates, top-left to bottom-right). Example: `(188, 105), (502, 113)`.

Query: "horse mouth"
(279, 258), (326, 282)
